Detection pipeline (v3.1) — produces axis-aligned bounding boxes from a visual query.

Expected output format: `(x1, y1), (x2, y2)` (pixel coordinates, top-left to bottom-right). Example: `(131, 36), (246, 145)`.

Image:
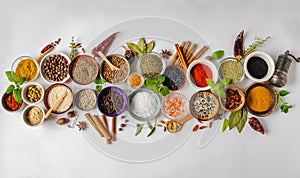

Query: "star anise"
(161, 49), (172, 59)
(76, 121), (87, 131)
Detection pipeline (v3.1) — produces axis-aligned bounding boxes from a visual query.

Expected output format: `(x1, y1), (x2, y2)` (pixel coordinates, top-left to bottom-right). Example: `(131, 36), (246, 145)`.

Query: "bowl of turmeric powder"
(11, 56), (39, 82)
(245, 82), (277, 117)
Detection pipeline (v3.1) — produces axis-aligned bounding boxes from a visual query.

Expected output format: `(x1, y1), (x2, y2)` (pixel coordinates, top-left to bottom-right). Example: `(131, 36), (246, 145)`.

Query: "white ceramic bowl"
(1, 92), (24, 113)
(244, 51), (275, 82)
(40, 52), (71, 84)
(187, 59), (218, 91)
(127, 73), (144, 89)
(22, 105), (45, 127)
(11, 56), (39, 82)
(137, 52), (166, 79)
(22, 82), (44, 104)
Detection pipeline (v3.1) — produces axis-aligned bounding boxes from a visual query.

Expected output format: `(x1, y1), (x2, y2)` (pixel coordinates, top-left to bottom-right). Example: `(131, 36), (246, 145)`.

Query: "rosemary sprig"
(243, 36), (271, 57)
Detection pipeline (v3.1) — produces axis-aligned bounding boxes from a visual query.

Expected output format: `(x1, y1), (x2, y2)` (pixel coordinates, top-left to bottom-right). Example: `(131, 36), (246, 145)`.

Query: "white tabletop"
(1, 0), (300, 177)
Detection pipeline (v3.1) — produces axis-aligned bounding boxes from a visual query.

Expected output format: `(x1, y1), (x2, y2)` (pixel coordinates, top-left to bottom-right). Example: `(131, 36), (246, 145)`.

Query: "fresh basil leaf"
(280, 103), (292, 113)
(277, 93), (281, 104)
(216, 89), (226, 98)
(146, 40), (155, 53)
(94, 77), (106, 84)
(229, 110), (242, 130)
(96, 85), (102, 91)
(147, 127), (155, 137)
(212, 50), (224, 60)
(16, 77), (26, 85)
(157, 75), (165, 84)
(127, 42), (143, 57)
(137, 38), (146, 53)
(5, 71), (17, 83)
(135, 124), (144, 136)
(237, 108), (247, 133)
(222, 118), (229, 132)
(160, 86), (170, 96)
(13, 88), (22, 104)
(279, 90), (289, 97)
(206, 79), (215, 87)
(6, 84), (14, 94)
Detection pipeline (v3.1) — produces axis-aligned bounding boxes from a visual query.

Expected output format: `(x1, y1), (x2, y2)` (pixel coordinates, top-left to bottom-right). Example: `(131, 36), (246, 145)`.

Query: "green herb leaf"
(13, 88), (22, 104)
(147, 127), (155, 137)
(6, 84), (14, 94)
(216, 89), (226, 98)
(206, 79), (215, 87)
(96, 85), (102, 91)
(157, 75), (165, 84)
(237, 108), (248, 133)
(243, 36), (271, 57)
(160, 86), (170, 96)
(127, 42), (143, 57)
(135, 124), (144, 136)
(16, 77), (26, 85)
(277, 93), (281, 104)
(146, 40), (155, 53)
(5, 71), (17, 83)
(94, 77), (106, 84)
(222, 118), (229, 132)
(279, 90), (289, 97)
(221, 78), (231, 86)
(212, 50), (224, 59)
(147, 121), (154, 130)
(229, 110), (242, 130)
(137, 38), (147, 53)
(280, 103), (292, 113)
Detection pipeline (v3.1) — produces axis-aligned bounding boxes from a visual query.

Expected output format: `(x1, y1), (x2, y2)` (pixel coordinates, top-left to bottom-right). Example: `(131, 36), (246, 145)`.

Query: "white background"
(1, 0), (300, 177)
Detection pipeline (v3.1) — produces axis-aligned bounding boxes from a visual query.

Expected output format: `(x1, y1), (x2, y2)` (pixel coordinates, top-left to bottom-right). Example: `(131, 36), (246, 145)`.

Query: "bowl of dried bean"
(219, 86), (245, 112)
(40, 52), (71, 84)
(99, 54), (130, 85)
(22, 82), (44, 105)
(97, 86), (127, 117)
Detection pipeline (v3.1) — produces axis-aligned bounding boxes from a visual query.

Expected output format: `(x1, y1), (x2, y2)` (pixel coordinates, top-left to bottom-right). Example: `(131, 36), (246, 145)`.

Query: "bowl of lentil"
(22, 82), (44, 105)
(100, 54), (130, 85)
(161, 92), (188, 120)
(40, 52), (71, 84)
(22, 105), (45, 127)
(245, 82), (277, 117)
(127, 88), (161, 122)
(137, 52), (166, 79)
(187, 59), (218, 91)
(69, 55), (98, 85)
(189, 91), (219, 121)
(220, 86), (245, 112)
(218, 57), (244, 84)
(244, 51), (275, 82)
(97, 86), (127, 117)
(11, 56), (39, 82)
(75, 88), (97, 111)
(1, 92), (23, 112)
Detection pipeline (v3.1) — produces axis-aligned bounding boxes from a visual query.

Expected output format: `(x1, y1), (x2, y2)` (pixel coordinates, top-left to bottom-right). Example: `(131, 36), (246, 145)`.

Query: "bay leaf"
(237, 108), (248, 133)
(222, 118), (229, 132)
(146, 40), (155, 53)
(137, 38), (146, 53)
(229, 109), (242, 130)
(135, 124), (144, 136)
(127, 42), (143, 57)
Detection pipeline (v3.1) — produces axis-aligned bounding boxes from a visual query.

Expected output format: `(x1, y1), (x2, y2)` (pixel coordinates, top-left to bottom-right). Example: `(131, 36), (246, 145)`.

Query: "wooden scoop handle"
(178, 113), (194, 125)
(97, 51), (119, 71)
(44, 92), (67, 119)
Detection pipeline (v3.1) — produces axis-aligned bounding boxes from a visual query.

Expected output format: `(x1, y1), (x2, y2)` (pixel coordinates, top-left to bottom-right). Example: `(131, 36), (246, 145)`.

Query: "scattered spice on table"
(5, 93), (22, 111)
(130, 91), (157, 118)
(220, 59), (243, 84)
(163, 65), (185, 90)
(101, 55), (129, 84)
(247, 56), (268, 79)
(163, 94), (186, 118)
(71, 57), (97, 84)
(190, 63), (212, 87)
(15, 58), (37, 81)
(139, 53), (163, 79)
(99, 90), (124, 115)
(128, 73), (143, 88)
(247, 86), (272, 112)
(191, 92), (217, 119)
(26, 106), (43, 126)
(42, 54), (69, 82)
(26, 85), (42, 103)
(75, 89), (97, 111)
(223, 88), (242, 109)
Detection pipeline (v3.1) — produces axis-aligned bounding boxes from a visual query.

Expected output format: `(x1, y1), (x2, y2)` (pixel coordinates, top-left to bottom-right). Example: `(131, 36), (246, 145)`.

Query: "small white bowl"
(127, 73), (144, 89)
(22, 82), (44, 105)
(22, 105), (45, 127)
(244, 51), (275, 82)
(187, 59), (218, 91)
(11, 56), (40, 82)
(40, 52), (71, 84)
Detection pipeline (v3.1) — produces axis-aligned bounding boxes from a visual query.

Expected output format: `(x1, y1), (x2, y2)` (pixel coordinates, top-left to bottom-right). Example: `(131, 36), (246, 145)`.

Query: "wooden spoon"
(36, 45), (54, 64)
(165, 113), (194, 133)
(97, 51), (119, 71)
(44, 91), (67, 119)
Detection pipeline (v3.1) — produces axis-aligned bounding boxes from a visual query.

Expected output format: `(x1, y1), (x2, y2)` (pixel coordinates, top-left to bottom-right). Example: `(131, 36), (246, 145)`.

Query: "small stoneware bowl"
(22, 82), (44, 105)
(218, 57), (244, 84)
(22, 105), (45, 127)
(11, 56), (40, 82)
(219, 85), (245, 112)
(2, 93), (24, 113)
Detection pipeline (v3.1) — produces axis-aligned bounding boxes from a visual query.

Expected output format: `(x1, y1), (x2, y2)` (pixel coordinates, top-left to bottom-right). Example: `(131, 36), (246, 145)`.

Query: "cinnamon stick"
(169, 41), (186, 65)
(175, 41), (191, 65)
(92, 115), (112, 144)
(187, 45), (208, 65)
(186, 43), (198, 61)
(174, 43), (187, 69)
(111, 117), (116, 141)
(84, 113), (104, 137)
(100, 115), (108, 128)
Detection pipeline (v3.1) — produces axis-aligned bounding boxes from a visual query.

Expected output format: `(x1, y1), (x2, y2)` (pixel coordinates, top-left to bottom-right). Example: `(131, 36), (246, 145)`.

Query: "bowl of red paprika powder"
(187, 59), (218, 91)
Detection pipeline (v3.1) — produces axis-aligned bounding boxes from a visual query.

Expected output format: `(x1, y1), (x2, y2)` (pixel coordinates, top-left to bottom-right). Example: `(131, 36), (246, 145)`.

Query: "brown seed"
(124, 119), (129, 123)
(199, 126), (208, 130)
(159, 120), (166, 125)
(118, 128), (123, 131)
(57, 118), (70, 125)
(208, 121), (213, 128)
(120, 123), (126, 127)
(192, 125), (199, 131)
(163, 126), (166, 132)
(67, 111), (76, 118)
(121, 115), (126, 119)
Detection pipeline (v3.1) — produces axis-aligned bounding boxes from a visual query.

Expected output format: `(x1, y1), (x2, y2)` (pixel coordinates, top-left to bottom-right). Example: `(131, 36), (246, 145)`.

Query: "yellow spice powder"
(247, 86), (273, 112)
(16, 58), (37, 81)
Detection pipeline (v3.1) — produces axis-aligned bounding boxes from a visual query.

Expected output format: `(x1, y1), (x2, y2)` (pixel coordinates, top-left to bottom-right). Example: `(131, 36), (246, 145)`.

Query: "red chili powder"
(5, 93), (22, 111)
(191, 63), (212, 87)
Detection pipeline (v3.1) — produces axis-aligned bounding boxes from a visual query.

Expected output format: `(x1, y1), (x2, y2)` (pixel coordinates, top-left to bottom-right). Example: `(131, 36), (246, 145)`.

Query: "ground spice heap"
(5, 93), (22, 111)
(72, 58), (97, 84)
(139, 53), (163, 79)
(26, 106), (43, 126)
(247, 57), (268, 79)
(16, 58), (37, 81)
(102, 55), (129, 84)
(247, 86), (272, 112)
(191, 63), (212, 87)
(220, 60), (243, 84)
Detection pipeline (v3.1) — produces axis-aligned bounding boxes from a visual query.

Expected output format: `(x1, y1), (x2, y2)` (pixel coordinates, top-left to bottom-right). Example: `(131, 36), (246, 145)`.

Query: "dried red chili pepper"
(192, 125), (199, 131)
(248, 117), (264, 135)
(199, 126), (208, 130)
(91, 32), (119, 57)
(233, 30), (244, 57)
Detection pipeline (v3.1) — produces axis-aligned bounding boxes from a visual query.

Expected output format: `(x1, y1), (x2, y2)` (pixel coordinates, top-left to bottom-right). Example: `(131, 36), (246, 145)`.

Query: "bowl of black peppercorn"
(244, 51), (275, 82)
